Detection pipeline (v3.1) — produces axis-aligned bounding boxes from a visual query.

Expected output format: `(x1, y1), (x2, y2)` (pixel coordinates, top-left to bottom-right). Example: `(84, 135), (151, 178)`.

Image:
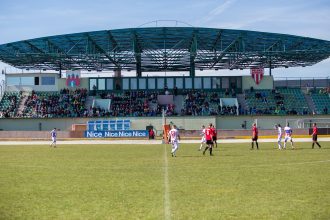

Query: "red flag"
(250, 68), (264, 85)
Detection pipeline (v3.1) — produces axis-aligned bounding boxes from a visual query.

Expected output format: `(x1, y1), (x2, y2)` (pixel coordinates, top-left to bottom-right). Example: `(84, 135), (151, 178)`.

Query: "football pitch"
(0, 142), (329, 219)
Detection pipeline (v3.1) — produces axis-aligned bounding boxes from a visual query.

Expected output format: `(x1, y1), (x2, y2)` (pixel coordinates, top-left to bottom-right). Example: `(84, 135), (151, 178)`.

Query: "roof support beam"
(132, 32), (142, 77)
(24, 41), (45, 54)
(86, 34), (120, 69)
(210, 36), (242, 68)
(189, 33), (197, 77)
(211, 30), (222, 51)
(107, 30), (119, 51)
(266, 39), (283, 52)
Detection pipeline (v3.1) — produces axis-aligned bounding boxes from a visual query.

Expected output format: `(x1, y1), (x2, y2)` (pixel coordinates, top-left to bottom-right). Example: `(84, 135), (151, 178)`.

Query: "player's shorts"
(201, 136), (206, 143)
(284, 136), (292, 142)
(252, 136), (258, 141)
(171, 140), (178, 148)
(212, 136), (217, 141)
(206, 140), (213, 145)
(277, 136), (282, 142)
(312, 134), (318, 141)
(52, 137), (56, 142)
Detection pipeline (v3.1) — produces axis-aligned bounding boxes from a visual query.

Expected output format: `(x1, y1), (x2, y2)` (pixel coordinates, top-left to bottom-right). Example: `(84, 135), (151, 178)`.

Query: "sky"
(0, 0), (330, 79)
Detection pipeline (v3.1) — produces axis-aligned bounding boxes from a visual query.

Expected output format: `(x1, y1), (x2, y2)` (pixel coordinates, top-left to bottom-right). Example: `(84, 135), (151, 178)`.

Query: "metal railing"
(274, 77), (330, 88)
(0, 80), (5, 101)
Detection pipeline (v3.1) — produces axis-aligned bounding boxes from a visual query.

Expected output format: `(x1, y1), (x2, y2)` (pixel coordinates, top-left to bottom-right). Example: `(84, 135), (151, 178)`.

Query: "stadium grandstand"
(0, 27), (330, 137)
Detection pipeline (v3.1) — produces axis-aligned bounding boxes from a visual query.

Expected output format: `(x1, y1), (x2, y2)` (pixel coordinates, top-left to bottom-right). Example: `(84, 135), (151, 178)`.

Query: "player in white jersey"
(168, 125), (180, 157)
(275, 124), (283, 150)
(284, 123), (294, 149)
(50, 128), (57, 148)
(199, 125), (206, 151)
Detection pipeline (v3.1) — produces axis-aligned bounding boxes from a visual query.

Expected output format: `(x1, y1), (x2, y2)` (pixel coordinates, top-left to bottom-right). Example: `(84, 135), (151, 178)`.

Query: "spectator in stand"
(174, 86), (178, 96)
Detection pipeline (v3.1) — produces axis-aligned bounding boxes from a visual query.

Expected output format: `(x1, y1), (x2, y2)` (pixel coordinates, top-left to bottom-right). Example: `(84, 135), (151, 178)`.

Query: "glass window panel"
(6, 77), (20, 86)
(212, 77), (221, 89)
(222, 77), (229, 89)
(157, 78), (165, 89)
(148, 78), (156, 89)
(236, 77), (242, 88)
(123, 78), (129, 90)
(41, 77), (55, 85)
(185, 78), (192, 89)
(175, 78), (183, 89)
(21, 77), (34, 85)
(130, 78), (137, 90)
(139, 78), (146, 89)
(194, 77), (202, 89)
(90, 79), (97, 90)
(106, 78), (113, 90)
(98, 79), (105, 90)
(167, 78), (174, 89)
(229, 77), (237, 89)
(203, 77), (211, 89)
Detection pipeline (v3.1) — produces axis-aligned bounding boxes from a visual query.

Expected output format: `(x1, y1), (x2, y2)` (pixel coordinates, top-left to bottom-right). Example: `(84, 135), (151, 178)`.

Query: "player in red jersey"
(202, 123), (214, 156)
(211, 125), (218, 148)
(312, 123), (321, 149)
(251, 123), (259, 150)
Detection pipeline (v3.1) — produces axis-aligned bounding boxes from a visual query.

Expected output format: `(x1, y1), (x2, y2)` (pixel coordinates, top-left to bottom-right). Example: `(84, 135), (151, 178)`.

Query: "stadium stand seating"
(20, 89), (88, 118)
(0, 91), (21, 118)
(101, 91), (159, 117)
(310, 88), (330, 114)
(1, 87), (329, 118)
(244, 88), (309, 115)
(182, 90), (237, 116)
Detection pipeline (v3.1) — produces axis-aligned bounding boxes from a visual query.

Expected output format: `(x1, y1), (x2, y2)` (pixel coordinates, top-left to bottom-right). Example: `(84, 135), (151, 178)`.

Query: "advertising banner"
(85, 130), (148, 138)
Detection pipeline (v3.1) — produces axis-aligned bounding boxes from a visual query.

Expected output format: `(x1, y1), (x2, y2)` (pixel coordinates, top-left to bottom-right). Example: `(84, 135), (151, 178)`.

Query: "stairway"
(173, 95), (184, 114)
(16, 92), (29, 116)
(236, 93), (248, 113)
(304, 93), (316, 114)
(85, 96), (95, 110)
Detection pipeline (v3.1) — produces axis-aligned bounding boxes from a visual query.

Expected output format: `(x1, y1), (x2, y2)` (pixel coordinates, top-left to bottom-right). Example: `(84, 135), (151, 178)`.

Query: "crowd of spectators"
(98, 91), (160, 117)
(20, 89), (87, 118)
(182, 90), (238, 116)
(245, 88), (311, 116)
(0, 92), (20, 118)
(3, 86), (327, 118)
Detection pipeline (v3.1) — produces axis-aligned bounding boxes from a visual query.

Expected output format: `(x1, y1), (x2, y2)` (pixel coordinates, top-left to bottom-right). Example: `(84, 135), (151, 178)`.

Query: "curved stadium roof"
(0, 27), (330, 73)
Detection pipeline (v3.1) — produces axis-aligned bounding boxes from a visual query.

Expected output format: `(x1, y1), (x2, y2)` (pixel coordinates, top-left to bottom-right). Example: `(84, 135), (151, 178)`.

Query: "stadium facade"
(0, 27), (330, 138)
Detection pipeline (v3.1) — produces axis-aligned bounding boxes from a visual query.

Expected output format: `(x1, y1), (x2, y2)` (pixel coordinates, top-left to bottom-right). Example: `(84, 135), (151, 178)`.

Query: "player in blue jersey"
(284, 123), (294, 149)
(50, 128), (57, 148)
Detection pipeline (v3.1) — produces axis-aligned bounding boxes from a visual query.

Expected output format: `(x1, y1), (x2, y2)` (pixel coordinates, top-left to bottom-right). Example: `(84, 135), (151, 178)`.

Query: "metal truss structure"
(0, 27), (330, 76)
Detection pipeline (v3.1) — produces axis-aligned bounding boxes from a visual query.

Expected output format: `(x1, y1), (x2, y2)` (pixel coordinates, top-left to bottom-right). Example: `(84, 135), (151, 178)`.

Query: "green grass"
(0, 142), (329, 220)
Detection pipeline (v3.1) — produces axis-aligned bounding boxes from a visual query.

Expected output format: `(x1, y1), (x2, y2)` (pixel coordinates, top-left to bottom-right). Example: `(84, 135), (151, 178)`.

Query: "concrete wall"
(0, 129), (310, 139)
(242, 75), (274, 90)
(0, 115), (328, 131)
(6, 75), (89, 92)
(57, 78), (89, 90)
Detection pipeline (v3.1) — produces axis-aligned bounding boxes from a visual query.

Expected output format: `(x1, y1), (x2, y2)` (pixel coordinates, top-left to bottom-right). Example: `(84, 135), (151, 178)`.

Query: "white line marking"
(256, 159), (330, 167)
(2, 159), (330, 171)
(0, 137), (329, 145)
(164, 144), (171, 220)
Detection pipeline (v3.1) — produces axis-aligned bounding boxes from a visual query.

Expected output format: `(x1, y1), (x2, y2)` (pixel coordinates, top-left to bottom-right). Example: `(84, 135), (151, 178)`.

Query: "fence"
(274, 77), (330, 88)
